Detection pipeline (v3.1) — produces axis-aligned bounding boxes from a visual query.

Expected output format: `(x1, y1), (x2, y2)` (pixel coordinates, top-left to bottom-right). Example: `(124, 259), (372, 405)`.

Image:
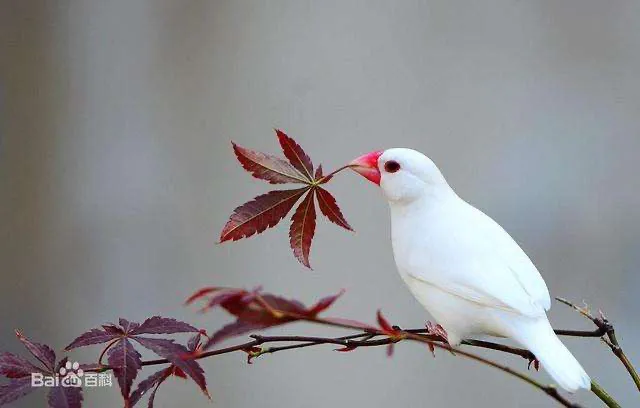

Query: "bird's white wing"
(401, 200), (550, 318)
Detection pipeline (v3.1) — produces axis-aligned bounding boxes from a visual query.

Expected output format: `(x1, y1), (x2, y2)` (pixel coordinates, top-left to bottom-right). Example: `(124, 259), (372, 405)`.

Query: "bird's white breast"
(388, 192), (551, 342)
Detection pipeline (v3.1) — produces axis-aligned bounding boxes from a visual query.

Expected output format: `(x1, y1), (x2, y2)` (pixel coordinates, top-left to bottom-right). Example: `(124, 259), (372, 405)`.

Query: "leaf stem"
(97, 337), (121, 367)
(316, 165), (353, 184)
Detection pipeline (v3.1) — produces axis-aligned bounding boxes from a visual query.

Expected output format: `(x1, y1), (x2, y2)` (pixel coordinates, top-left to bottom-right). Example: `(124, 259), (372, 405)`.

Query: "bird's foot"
(424, 321), (451, 357)
(425, 321), (449, 343)
(527, 355), (540, 371)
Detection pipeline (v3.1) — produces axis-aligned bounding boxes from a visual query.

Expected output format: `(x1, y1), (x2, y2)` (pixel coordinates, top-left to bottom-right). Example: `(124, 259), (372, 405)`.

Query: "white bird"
(349, 148), (590, 392)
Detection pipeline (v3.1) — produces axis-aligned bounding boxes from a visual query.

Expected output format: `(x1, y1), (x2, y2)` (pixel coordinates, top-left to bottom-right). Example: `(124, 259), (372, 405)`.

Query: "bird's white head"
(348, 148), (451, 204)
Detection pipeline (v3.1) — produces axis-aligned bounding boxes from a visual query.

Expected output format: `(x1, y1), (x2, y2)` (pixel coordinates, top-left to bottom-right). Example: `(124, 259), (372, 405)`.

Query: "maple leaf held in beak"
(220, 129), (354, 268)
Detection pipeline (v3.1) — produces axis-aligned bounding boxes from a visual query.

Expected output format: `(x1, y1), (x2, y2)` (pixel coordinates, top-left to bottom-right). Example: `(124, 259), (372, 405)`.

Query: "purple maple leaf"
(107, 338), (142, 399)
(187, 333), (202, 353)
(0, 378), (33, 406)
(65, 328), (120, 351)
(131, 317), (199, 336)
(129, 367), (172, 408)
(15, 330), (56, 372)
(61, 316), (207, 405)
(132, 337), (208, 397)
(47, 386), (83, 408)
(1, 332), (81, 407)
(0, 352), (43, 378)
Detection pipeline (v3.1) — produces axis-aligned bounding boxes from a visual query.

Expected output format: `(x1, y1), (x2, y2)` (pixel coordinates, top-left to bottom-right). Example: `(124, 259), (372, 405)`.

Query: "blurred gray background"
(1, 1), (639, 407)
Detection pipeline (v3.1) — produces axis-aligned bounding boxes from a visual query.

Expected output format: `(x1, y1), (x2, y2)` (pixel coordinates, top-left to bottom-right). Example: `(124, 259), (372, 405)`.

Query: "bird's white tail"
(510, 317), (590, 392)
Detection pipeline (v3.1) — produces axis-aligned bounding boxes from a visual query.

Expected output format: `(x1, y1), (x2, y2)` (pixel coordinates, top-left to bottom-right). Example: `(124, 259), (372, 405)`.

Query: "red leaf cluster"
(221, 129), (353, 268)
(128, 332), (204, 407)
(64, 316), (206, 407)
(186, 286), (345, 349)
(0, 331), (83, 408)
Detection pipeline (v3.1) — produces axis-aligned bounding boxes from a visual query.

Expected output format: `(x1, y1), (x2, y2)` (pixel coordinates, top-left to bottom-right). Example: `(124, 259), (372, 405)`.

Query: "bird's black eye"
(384, 160), (401, 173)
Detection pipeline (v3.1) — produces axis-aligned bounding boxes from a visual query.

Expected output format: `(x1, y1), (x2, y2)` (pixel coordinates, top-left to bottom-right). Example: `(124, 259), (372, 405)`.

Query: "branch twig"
(402, 331), (582, 408)
(591, 380), (622, 408)
(84, 302), (633, 408)
(557, 297), (640, 392)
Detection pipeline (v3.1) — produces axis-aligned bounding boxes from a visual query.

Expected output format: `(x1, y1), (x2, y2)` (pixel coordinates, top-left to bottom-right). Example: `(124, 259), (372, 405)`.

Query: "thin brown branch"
(461, 339), (536, 362)
(400, 332), (582, 408)
(604, 328), (640, 392)
(556, 297), (640, 392)
(243, 331), (581, 407)
(554, 328), (606, 337)
(85, 326), (591, 407)
(85, 301), (632, 407)
(289, 315), (583, 408)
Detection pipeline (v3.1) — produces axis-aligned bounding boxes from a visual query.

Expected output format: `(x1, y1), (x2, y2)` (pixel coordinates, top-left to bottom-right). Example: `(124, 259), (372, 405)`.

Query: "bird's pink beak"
(349, 150), (383, 185)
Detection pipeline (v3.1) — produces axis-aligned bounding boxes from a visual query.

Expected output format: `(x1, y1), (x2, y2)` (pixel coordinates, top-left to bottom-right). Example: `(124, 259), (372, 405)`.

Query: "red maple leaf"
(276, 129), (314, 179)
(289, 191), (317, 268)
(128, 332), (204, 408)
(186, 287), (354, 350)
(220, 129), (353, 268)
(128, 367), (172, 408)
(64, 316), (206, 404)
(0, 332), (84, 408)
(315, 187), (352, 231)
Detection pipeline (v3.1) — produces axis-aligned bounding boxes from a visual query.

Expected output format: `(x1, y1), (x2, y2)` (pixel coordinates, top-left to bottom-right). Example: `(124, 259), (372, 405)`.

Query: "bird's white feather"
(392, 195), (550, 319)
